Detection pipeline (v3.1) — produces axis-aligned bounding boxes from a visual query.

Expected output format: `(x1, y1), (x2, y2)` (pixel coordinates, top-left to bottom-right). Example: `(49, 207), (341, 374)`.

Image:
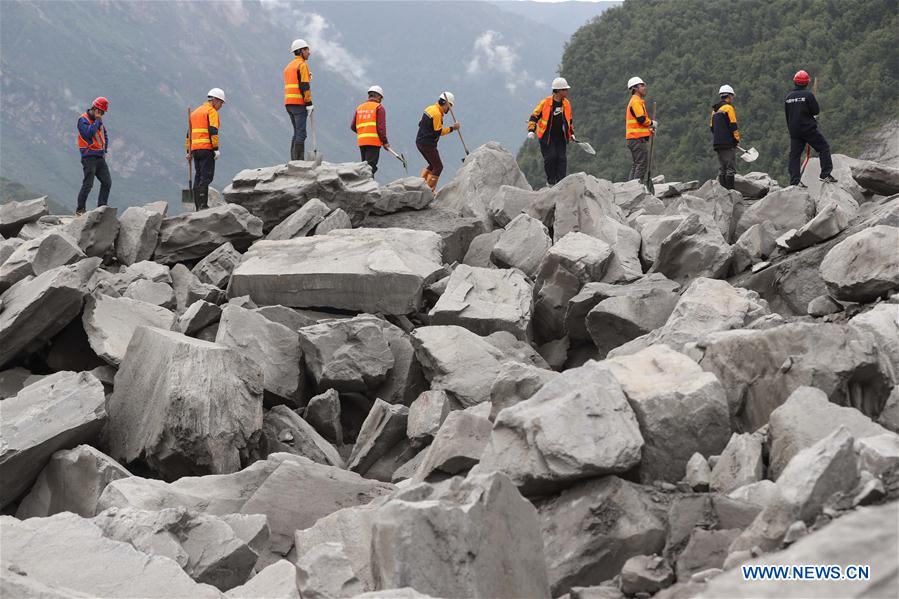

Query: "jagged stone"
(436, 141), (532, 231)
(0, 512), (221, 597)
(0, 259), (98, 367)
(429, 264), (533, 339)
(735, 186), (815, 238)
(676, 529), (740, 581)
(609, 277), (769, 358)
(606, 345), (731, 483)
(295, 542), (362, 599)
(16, 445), (129, 519)
(407, 389), (458, 445)
(490, 213), (552, 276)
(802, 154), (868, 204)
(314, 207), (352, 235)
(82, 294), (175, 365)
(806, 293), (842, 316)
(224, 160), (378, 231)
(731, 221), (778, 273)
(17, 214), (69, 241)
(0, 372), (106, 508)
(216, 304), (303, 406)
(489, 184), (544, 227)
(62, 205), (119, 258)
(820, 225), (899, 302)
(709, 432), (764, 494)
(780, 183), (860, 251)
(537, 476), (667, 595)
(411, 325), (546, 407)
(123, 278), (175, 310)
(638, 214), (686, 267)
(192, 241), (241, 288)
(477, 360), (643, 494)
(261, 405), (342, 467)
(100, 453), (395, 555)
(92, 506), (257, 591)
(613, 178), (650, 211)
(620, 555), (675, 596)
(0, 236), (24, 264)
(265, 197), (330, 241)
(462, 229), (503, 268)
(413, 405), (491, 480)
(586, 287), (680, 357)
(728, 479), (781, 509)
(347, 399), (408, 478)
(363, 206), (485, 264)
(733, 172), (773, 199)
(0, 366), (35, 399)
(767, 386), (888, 480)
(176, 300), (222, 335)
(850, 158), (899, 195)
(115, 205), (164, 266)
(489, 361), (558, 420)
(372, 177), (433, 215)
(849, 304), (899, 384)
(253, 305), (317, 330)
(856, 433), (899, 478)
(304, 389), (343, 446)
(230, 228), (443, 314)
(650, 213), (733, 285)
(226, 560), (300, 599)
(107, 326), (263, 479)
(0, 196), (48, 236)
(684, 452), (711, 491)
(696, 322), (892, 431)
(669, 182), (739, 240)
(0, 231), (85, 293)
(154, 204), (263, 263)
(371, 472), (550, 598)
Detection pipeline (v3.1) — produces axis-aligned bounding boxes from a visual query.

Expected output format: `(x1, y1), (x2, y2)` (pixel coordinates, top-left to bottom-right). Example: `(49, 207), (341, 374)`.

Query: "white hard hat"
(627, 76), (645, 90)
(552, 77), (570, 90)
(719, 84), (735, 96)
(207, 88), (226, 102)
(439, 91), (455, 106)
(291, 38), (309, 53)
(368, 85), (384, 97)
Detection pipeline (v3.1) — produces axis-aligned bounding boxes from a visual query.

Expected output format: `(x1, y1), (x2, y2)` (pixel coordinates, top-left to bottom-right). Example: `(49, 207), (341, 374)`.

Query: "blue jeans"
(286, 105), (307, 144)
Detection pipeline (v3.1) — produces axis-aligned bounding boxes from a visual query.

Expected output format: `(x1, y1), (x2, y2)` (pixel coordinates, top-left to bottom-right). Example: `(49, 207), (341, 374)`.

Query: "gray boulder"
(709, 432), (764, 494)
(489, 361), (558, 420)
(0, 371), (106, 508)
(733, 172), (774, 199)
(82, 294), (175, 365)
(225, 560), (300, 599)
(407, 389), (459, 445)
(850, 158), (899, 195)
(154, 204), (263, 264)
(490, 213), (552, 276)
(230, 228), (443, 314)
(176, 300), (222, 335)
(224, 160), (378, 231)
(620, 555), (675, 596)
(295, 542), (362, 599)
(462, 229), (503, 268)
(0, 196), (48, 236)
(413, 405), (492, 480)
(850, 303), (899, 384)
(638, 215), (686, 267)
(261, 405), (343, 467)
(265, 197), (330, 241)
(650, 213), (733, 285)
(735, 186), (815, 238)
(115, 205), (164, 266)
(304, 389), (343, 446)
(123, 278), (175, 310)
(347, 399), (409, 478)
(313, 207), (352, 235)
(668, 182), (739, 241)
(0, 231), (85, 293)
(62, 205), (120, 258)
(489, 184), (545, 227)
(801, 154), (867, 204)
(192, 242), (241, 288)
(372, 177), (433, 215)
(780, 183), (860, 251)
(731, 221), (778, 273)
(363, 206), (484, 264)
(586, 286), (680, 357)
(107, 326), (263, 479)
(820, 225), (899, 302)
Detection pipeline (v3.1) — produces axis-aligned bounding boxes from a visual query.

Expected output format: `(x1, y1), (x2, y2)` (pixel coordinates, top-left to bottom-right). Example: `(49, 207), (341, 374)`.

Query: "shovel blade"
(181, 189), (193, 205)
(577, 141), (596, 155)
(740, 147), (759, 163)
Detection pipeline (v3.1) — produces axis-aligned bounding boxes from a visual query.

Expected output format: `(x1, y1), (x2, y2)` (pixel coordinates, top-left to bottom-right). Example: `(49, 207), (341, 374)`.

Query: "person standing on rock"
(527, 77), (574, 186)
(710, 84), (740, 190)
(416, 91), (460, 193)
(625, 76), (657, 182)
(284, 38), (313, 161)
(75, 96), (111, 215)
(785, 69), (837, 187)
(185, 88), (225, 211)
(351, 85), (390, 177)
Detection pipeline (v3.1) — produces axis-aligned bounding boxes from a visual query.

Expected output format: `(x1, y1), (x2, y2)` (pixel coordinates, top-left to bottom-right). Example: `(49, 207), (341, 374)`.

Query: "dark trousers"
(76, 155), (111, 211)
(788, 129), (832, 185)
(540, 138), (568, 186)
(416, 142), (443, 176)
(627, 137), (649, 182)
(716, 147), (736, 188)
(191, 149), (215, 209)
(360, 145), (381, 176)
(287, 105), (308, 160)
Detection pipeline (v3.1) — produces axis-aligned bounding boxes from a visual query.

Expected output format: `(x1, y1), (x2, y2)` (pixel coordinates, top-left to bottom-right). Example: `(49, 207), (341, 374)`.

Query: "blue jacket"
(77, 113), (108, 157)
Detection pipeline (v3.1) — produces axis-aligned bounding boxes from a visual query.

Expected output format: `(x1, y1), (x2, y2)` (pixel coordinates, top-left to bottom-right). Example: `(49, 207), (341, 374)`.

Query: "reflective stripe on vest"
(355, 101), (382, 147)
(77, 113), (105, 152)
(284, 57), (307, 105)
(189, 104), (214, 150)
(535, 97), (573, 141)
(626, 95), (652, 139)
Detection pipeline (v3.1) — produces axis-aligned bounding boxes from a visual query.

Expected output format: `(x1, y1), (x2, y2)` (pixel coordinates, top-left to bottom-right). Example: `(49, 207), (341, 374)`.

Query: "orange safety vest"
(354, 101), (382, 147)
(189, 103), (218, 151)
(626, 94), (652, 139)
(284, 57), (311, 105)
(534, 97), (573, 141)
(77, 112), (105, 152)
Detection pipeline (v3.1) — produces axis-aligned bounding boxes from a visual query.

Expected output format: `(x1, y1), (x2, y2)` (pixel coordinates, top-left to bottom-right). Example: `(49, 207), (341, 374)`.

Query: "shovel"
(644, 101), (657, 195)
(447, 104), (470, 162)
(571, 137), (596, 155)
(181, 107), (194, 205)
(737, 145), (759, 163)
(310, 110), (321, 166)
(386, 147), (408, 175)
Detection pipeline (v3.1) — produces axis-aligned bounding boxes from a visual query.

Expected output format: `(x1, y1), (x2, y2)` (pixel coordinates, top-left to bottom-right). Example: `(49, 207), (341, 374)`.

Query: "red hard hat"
(793, 70), (810, 85)
(92, 96), (109, 111)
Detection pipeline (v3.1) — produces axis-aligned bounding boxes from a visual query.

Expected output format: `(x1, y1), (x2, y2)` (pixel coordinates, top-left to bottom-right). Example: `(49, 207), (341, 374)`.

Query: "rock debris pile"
(1, 147), (898, 598)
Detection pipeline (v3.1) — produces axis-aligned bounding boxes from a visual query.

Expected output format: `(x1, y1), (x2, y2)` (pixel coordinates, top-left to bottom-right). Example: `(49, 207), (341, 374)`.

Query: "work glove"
(186, 154), (192, 162)
(214, 150), (221, 160)
(651, 119), (659, 131)
(306, 105), (315, 114)
(527, 132), (536, 140)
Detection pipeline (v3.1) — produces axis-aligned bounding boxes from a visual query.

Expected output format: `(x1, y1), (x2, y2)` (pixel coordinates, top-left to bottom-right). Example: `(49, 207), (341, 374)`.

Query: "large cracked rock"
(819, 225), (899, 302)
(850, 158), (899, 195)
(477, 360), (643, 494)
(262, 405), (343, 467)
(0, 196), (48, 236)
(780, 183), (859, 251)
(265, 198), (330, 241)
(63, 206), (120, 258)
(363, 206), (485, 264)
(372, 177), (434, 215)
(230, 228), (443, 314)
(107, 326), (264, 479)
(490, 213), (552, 276)
(370, 472), (550, 598)
(224, 160), (379, 231)
(650, 213), (733, 285)
(192, 242), (242, 288)
(154, 204), (263, 264)
(82, 294), (175, 366)
(735, 186), (815, 238)
(586, 285), (681, 357)
(0, 371), (106, 508)
(116, 204), (165, 266)
(0, 231), (85, 293)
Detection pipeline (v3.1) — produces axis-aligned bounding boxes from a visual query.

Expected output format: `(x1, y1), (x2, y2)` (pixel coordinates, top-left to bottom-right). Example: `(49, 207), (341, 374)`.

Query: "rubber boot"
(426, 174), (439, 193)
(195, 189), (208, 211)
(420, 167), (431, 181)
(290, 142), (300, 161)
(296, 142), (306, 161)
(725, 174), (735, 190)
(717, 174), (727, 188)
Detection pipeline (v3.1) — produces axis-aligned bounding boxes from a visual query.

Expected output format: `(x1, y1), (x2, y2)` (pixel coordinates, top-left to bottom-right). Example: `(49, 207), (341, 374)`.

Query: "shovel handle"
(447, 105), (470, 156)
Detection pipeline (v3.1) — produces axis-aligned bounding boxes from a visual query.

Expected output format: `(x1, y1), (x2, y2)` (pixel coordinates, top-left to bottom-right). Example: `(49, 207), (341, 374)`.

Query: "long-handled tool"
(310, 110), (321, 166)
(571, 136), (596, 155)
(737, 145), (759, 163)
(644, 101), (657, 195)
(182, 106), (194, 206)
(386, 147), (408, 175)
(447, 104), (470, 162)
